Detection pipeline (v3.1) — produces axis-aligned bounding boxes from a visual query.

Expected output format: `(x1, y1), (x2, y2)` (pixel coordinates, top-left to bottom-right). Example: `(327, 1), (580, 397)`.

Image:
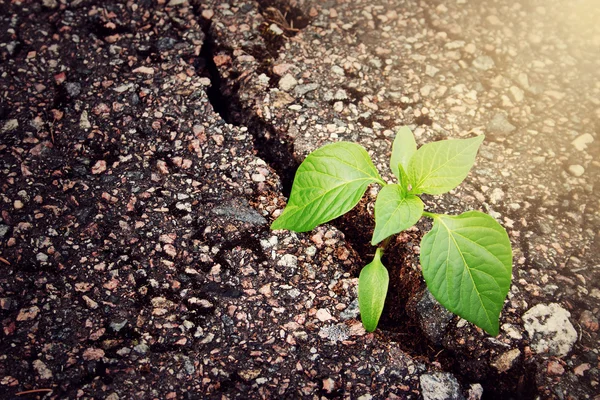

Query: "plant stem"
(379, 236), (392, 251)
(422, 211), (438, 219)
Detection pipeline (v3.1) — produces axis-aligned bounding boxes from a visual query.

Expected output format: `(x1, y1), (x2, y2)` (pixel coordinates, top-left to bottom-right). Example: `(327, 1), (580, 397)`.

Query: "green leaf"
(390, 126), (417, 182)
(420, 211), (513, 335)
(359, 248), (389, 332)
(372, 184), (423, 245)
(271, 142), (384, 232)
(408, 135), (484, 195)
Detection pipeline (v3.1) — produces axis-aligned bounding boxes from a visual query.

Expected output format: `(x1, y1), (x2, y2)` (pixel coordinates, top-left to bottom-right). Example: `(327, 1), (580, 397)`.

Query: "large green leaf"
(408, 135), (484, 195)
(420, 211), (513, 335)
(372, 184), (423, 245)
(359, 248), (389, 332)
(271, 142), (384, 232)
(390, 126), (417, 182)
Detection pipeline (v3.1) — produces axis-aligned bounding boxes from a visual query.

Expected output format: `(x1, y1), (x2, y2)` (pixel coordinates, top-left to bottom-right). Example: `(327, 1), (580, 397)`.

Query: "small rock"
(269, 23), (284, 35)
(36, 253), (48, 262)
(238, 369), (261, 381)
(571, 133), (593, 151)
(110, 320), (128, 332)
(33, 360), (53, 379)
(568, 164), (584, 177)
(273, 63), (294, 76)
(277, 254), (298, 268)
(2, 119), (19, 133)
(17, 306), (40, 321)
(522, 303), (577, 357)
(420, 372), (464, 400)
(467, 383), (483, 400)
(65, 82), (82, 97)
(134, 343), (149, 354)
(415, 290), (454, 345)
(490, 349), (521, 373)
(82, 295), (98, 309)
(80, 111), (91, 129)
(91, 160), (107, 174)
(579, 310), (599, 332)
(472, 55), (495, 71)
(316, 308), (334, 322)
(42, 0), (58, 9)
(509, 86), (524, 103)
(133, 66), (155, 75)
(573, 363), (591, 376)
(319, 323), (350, 342)
(487, 113), (516, 136)
(547, 360), (564, 375)
(294, 83), (319, 96)
(201, 9), (214, 19)
(13, 200), (24, 210)
(425, 65), (440, 77)
(83, 347), (105, 361)
(279, 74), (298, 92)
(156, 160), (169, 175)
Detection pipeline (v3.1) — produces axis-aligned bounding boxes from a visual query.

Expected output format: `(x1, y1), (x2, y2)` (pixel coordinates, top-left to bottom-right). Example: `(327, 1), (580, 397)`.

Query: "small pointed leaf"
(390, 126), (417, 182)
(408, 135), (484, 195)
(420, 211), (513, 335)
(359, 248), (389, 332)
(271, 142), (383, 232)
(372, 184), (423, 245)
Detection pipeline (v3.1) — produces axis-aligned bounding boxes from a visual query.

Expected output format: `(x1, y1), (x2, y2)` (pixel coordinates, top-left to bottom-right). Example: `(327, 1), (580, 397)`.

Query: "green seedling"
(271, 127), (512, 335)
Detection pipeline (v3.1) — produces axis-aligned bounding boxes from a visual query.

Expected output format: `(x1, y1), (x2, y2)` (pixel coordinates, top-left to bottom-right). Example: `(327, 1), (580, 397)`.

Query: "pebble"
(13, 200), (24, 210)
(65, 82), (82, 97)
(420, 372), (463, 400)
(568, 164), (584, 177)
(487, 113), (516, 136)
(522, 303), (577, 357)
(509, 86), (524, 102)
(425, 65), (440, 77)
(277, 254), (298, 268)
(316, 308), (334, 322)
(472, 55), (495, 71)
(33, 360), (53, 379)
(83, 347), (105, 361)
(571, 133), (594, 151)
(279, 74), (298, 92)
(2, 119), (19, 133)
(547, 361), (565, 375)
(36, 253), (48, 262)
(294, 83), (319, 96)
(490, 349), (521, 373)
(17, 306), (40, 321)
(80, 111), (91, 129)
(91, 160), (107, 174)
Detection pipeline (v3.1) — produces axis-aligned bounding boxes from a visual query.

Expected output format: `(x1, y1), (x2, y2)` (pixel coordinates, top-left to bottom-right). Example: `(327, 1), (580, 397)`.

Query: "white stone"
(2, 119), (19, 133)
(522, 303), (577, 357)
(420, 372), (463, 400)
(425, 65), (440, 77)
(571, 133), (593, 151)
(278, 74), (297, 92)
(509, 86), (524, 102)
(277, 254), (298, 268)
(33, 360), (53, 379)
(568, 164), (585, 177)
(473, 55), (495, 71)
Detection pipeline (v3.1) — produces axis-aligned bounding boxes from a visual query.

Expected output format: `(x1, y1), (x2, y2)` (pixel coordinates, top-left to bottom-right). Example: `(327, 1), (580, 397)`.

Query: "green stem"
(422, 211), (438, 219)
(373, 247), (384, 261)
(376, 178), (387, 187)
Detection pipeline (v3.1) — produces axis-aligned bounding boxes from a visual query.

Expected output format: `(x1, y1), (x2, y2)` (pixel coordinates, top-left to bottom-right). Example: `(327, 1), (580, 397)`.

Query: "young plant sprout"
(271, 127), (513, 335)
